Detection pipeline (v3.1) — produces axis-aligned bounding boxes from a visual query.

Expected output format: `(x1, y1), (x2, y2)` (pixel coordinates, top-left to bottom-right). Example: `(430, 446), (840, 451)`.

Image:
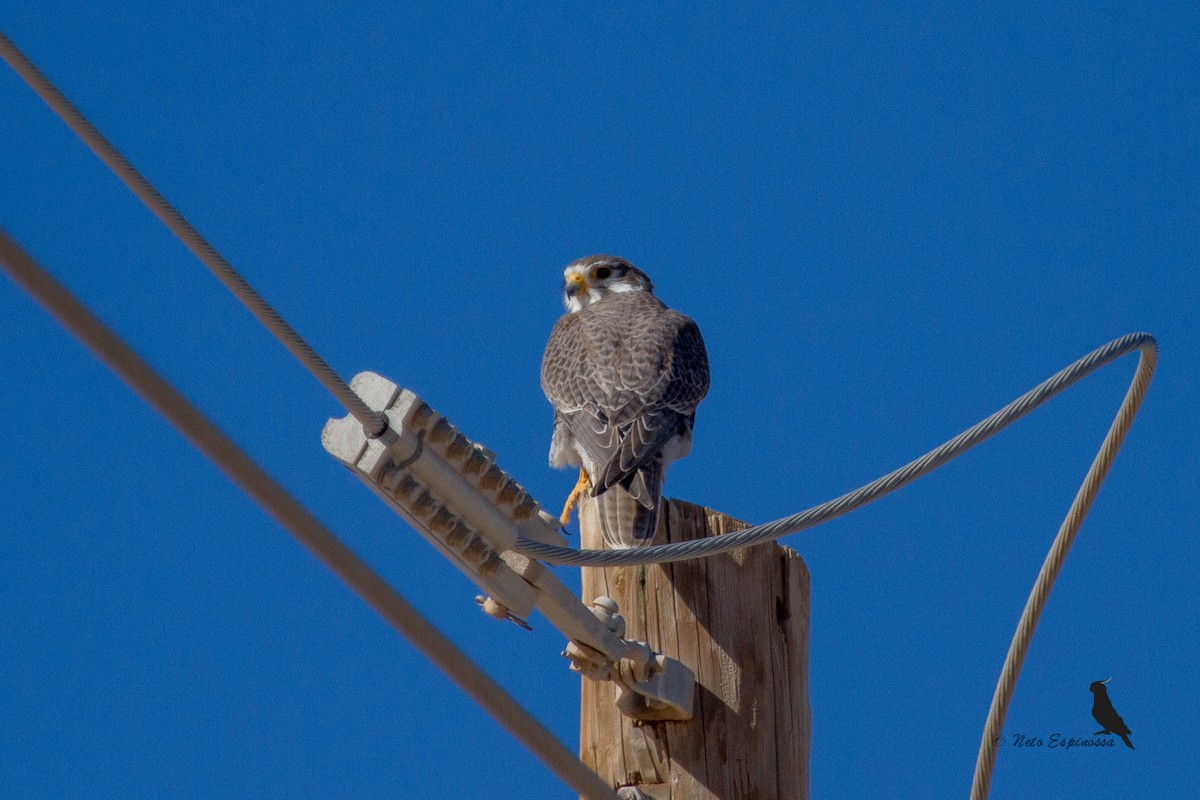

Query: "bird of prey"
(1090, 678), (1134, 749)
(541, 255), (710, 549)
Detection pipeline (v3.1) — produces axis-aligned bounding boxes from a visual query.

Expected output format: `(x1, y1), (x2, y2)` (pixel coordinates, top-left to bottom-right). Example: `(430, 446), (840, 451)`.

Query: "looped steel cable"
(2, 27), (1159, 800)
(0, 29), (388, 437)
(517, 331), (1156, 800)
(970, 339), (1155, 799)
(513, 332), (1156, 567)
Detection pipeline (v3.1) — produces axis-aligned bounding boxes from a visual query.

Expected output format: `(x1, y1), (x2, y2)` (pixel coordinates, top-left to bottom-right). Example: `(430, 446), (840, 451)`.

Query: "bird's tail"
(594, 460), (664, 549)
(1118, 732), (1134, 749)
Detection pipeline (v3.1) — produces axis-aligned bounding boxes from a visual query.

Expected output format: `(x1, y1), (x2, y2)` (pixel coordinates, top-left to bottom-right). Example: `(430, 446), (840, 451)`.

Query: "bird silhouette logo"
(1090, 678), (1134, 749)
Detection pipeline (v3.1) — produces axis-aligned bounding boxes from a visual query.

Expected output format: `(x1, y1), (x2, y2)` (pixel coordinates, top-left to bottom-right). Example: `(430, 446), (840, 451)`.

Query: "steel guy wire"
(0, 29), (388, 438)
(0, 230), (618, 800)
(971, 339), (1155, 800)
(2, 28), (1159, 799)
(519, 330), (1157, 800)
(513, 332), (1156, 567)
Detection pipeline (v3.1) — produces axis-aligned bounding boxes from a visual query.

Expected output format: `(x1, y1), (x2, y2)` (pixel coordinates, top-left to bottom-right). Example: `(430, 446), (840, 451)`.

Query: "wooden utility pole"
(579, 497), (811, 799)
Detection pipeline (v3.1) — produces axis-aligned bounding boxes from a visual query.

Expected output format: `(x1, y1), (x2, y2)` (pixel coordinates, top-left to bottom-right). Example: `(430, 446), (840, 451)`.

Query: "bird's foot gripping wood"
(559, 467), (592, 526)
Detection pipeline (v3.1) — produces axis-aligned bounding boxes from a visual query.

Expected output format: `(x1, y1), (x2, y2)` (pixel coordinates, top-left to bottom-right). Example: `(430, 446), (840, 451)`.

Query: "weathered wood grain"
(579, 497), (810, 799)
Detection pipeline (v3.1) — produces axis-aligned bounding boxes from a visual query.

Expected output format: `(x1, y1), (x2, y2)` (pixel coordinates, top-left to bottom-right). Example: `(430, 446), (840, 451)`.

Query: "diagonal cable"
(1, 27), (1159, 798)
(0, 29), (387, 437)
(0, 230), (617, 800)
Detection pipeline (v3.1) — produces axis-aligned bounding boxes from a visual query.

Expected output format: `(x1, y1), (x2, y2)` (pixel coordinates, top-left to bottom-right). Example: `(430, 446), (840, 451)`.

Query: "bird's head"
(561, 255), (653, 313)
(1089, 678), (1112, 694)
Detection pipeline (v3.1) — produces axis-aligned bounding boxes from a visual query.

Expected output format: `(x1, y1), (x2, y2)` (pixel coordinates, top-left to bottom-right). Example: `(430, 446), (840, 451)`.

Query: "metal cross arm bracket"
(322, 372), (694, 721)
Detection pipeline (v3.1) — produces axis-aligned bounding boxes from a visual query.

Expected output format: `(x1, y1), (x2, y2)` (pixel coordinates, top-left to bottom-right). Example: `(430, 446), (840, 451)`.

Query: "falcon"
(541, 255), (710, 548)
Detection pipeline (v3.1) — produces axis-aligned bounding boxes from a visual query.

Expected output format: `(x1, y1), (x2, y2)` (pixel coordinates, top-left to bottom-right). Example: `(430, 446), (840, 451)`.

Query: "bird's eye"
(593, 267), (612, 280)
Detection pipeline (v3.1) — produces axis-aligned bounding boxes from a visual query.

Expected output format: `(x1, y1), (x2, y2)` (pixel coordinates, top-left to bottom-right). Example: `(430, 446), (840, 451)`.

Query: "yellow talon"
(559, 467), (592, 526)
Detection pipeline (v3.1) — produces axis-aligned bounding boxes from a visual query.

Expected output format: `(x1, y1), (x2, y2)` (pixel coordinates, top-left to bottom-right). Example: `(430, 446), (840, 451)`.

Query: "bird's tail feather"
(596, 486), (661, 548)
(595, 460), (664, 548)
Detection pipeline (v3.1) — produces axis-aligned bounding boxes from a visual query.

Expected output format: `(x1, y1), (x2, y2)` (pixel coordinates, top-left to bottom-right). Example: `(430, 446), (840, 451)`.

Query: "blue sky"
(1, 3), (1196, 798)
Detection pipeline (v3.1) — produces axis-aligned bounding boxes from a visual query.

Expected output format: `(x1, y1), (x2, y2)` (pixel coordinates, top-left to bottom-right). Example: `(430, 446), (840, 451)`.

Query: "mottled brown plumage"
(541, 255), (709, 547)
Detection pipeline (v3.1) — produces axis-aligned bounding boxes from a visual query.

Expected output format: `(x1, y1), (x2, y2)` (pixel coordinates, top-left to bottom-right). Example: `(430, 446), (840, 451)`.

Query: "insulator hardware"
(323, 372), (694, 720)
(409, 401), (434, 428)
(429, 418), (454, 445)
(445, 433), (472, 461)
(463, 449), (490, 475)
(446, 520), (472, 549)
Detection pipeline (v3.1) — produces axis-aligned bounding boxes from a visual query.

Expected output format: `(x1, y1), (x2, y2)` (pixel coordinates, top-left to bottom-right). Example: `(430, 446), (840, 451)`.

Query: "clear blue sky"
(1, 4), (1196, 798)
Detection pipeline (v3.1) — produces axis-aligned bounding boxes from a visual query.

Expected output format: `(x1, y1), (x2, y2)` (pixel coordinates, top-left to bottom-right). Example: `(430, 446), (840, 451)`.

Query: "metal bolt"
(391, 474), (420, 501)
(479, 464), (504, 491)
(429, 418), (454, 444)
(463, 538), (492, 566)
(445, 432), (472, 461)
(496, 481), (521, 506)
(410, 401), (433, 428)
(410, 490), (437, 516)
(379, 463), (403, 492)
(463, 449), (489, 475)
(512, 495), (538, 521)
(446, 521), (472, 549)
(478, 552), (504, 577)
(429, 507), (456, 534)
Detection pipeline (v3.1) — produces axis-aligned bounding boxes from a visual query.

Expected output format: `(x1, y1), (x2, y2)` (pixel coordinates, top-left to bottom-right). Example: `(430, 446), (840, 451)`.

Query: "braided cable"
(0, 29), (388, 437)
(970, 340), (1155, 799)
(519, 331), (1155, 800)
(514, 332), (1156, 567)
(2, 29), (1159, 800)
(0, 230), (617, 800)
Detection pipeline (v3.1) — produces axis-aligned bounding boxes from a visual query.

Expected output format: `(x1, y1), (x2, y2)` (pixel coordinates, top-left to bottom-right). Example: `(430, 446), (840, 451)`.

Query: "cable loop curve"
(514, 332), (1156, 567)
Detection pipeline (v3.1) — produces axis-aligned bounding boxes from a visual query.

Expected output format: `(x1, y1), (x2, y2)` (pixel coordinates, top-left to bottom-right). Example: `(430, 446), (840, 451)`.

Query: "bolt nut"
(496, 481), (521, 506)
(476, 595), (508, 620)
(410, 490), (437, 516)
(409, 402), (433, 428)
(445, 433), (472, 461)
(479, 464), (504, 490)
(463, 449), (490, 475)
(463, 538), (492, 566)
(446, 520), (472, 549)
(592, 597), (620, 614)
(429, 418), (454, 444)
(428, 507), (456, 534)
(512, 496), (538, 521)
(391, 474), (420, 501)
(478, 552), (504, 577)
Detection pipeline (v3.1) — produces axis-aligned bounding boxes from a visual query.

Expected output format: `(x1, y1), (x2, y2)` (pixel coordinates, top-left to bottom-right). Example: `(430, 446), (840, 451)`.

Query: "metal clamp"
(564, 597), (695, 721)
(323, 375), (694, 721)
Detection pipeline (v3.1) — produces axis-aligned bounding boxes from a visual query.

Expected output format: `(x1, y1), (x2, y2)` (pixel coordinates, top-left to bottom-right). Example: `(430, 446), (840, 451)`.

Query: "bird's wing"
(657, 314), (711, 415)
(541, 312), (620, 473)
(593, 313), (708, 494)
(541, 299), (710, 498)
(542, 311), (600, 414)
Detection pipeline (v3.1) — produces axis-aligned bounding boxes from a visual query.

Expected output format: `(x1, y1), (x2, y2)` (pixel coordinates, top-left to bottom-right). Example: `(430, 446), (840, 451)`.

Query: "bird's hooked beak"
(1101, 677), (1111, 684)
(564, 271), (588, 297)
